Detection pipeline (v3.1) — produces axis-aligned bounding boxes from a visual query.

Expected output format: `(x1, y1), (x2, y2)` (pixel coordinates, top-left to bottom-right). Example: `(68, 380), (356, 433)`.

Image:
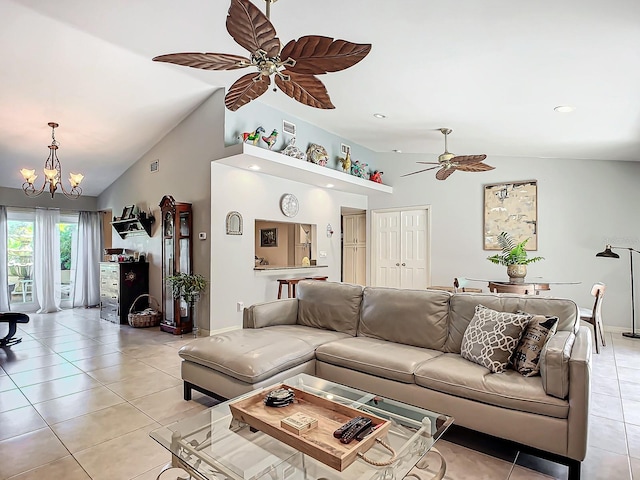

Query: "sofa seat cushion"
(179, 326), (342, 384)
(414, 353), (569, 419)
(316, 337), (443, 383)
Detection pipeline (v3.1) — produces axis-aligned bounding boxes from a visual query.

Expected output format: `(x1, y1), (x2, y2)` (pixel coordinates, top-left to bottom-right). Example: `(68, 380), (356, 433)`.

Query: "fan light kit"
(154, 0), (371, 111)
(401, 128), (495, 181)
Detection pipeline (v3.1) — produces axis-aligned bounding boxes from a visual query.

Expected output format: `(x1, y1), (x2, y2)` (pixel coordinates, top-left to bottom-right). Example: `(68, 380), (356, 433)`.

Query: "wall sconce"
(326, 224), (334, 238)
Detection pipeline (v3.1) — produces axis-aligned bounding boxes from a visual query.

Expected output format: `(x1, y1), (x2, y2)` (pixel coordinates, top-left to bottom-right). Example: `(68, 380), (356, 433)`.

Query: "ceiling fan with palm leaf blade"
(401, 128), (495, 180)
(153, 0), (372, 111)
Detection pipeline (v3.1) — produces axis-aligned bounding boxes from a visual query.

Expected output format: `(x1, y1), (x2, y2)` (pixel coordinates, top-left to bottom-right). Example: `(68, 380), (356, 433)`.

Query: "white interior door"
(372, 207), (430, 289)
(372, 211), (402, 288)
(400, 209), (428, 289)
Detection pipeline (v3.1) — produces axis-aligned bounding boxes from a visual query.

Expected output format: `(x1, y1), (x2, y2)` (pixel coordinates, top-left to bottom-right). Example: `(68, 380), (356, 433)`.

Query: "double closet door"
(371, 207), (430, 289)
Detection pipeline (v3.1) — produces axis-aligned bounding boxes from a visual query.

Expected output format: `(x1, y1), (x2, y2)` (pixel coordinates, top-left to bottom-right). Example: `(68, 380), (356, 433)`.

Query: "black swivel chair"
(0, 312), (30, 347)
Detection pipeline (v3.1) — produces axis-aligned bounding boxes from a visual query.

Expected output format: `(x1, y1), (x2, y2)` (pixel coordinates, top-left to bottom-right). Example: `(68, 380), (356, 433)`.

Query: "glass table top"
(150, 374), (453, 480)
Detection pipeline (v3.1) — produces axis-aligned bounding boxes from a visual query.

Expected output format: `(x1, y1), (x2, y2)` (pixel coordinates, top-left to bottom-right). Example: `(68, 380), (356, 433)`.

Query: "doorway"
(370, 206), (431, 289)
(341, 208), (366, 285)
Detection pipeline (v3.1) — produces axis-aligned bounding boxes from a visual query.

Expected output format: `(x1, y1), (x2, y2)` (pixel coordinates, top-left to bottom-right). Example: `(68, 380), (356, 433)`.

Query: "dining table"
(464, 277), (581, 295)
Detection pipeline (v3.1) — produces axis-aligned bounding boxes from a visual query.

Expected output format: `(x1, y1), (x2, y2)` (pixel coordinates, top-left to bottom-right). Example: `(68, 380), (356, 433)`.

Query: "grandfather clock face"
(164, 211), (174, 237)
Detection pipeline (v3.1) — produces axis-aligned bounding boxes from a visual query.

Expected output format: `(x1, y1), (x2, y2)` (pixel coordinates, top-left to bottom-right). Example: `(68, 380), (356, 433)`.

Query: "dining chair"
(488, 283), (533, 295)
(579, 283), (606, 354)
(0, 312), (30, 347)
(453, 278), (482, 293)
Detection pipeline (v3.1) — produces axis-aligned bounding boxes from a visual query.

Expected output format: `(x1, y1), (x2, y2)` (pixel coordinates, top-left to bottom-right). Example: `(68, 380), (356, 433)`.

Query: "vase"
(507, 265), (527, 283)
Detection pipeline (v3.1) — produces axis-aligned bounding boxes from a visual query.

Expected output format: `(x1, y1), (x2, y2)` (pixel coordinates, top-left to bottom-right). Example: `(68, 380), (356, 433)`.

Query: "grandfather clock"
(160, 195), (193, 334)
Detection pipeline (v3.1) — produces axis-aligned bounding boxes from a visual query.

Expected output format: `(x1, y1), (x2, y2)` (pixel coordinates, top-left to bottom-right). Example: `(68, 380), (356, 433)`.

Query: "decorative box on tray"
(229, 384), (391, 472)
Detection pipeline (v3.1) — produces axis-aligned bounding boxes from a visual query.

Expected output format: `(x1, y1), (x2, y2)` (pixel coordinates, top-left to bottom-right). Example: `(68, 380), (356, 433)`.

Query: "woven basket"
(128, 294), (162, 328)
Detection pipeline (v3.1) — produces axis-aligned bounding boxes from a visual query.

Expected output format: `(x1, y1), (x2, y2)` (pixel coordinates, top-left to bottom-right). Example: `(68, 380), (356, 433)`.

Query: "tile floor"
(0, 309), (638, 479)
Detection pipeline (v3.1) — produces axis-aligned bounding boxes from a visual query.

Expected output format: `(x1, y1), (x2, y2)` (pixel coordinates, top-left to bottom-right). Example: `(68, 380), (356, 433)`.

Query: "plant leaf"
(275, 71), (334, 109)
(227, 0), (280, 57)
(225, 72), (270, 111)
(281, 36), (372, 75)
(152, 52), (250, 70)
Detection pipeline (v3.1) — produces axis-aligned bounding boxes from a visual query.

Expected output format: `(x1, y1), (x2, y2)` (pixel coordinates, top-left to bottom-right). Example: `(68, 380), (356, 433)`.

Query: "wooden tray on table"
(229, 384), (391, 471)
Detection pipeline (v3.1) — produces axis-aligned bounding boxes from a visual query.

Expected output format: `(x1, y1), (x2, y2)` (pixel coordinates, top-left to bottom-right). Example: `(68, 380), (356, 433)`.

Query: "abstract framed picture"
(260, 228), (278, 247)
(484, 180), (538, 250)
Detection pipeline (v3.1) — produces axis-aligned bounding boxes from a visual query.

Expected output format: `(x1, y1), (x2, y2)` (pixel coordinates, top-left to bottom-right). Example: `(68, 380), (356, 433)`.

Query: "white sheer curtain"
(73, 211), (103, 307)
(0, 206), (9, 311)
(34, 208), (61, 313)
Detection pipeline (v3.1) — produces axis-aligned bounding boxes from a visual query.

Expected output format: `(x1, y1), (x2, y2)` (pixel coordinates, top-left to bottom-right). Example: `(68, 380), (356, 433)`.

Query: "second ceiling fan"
(402, 128), (495, 180)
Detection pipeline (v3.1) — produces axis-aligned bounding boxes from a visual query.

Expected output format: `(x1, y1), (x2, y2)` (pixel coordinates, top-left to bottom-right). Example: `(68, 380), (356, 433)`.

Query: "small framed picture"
(260, 228), (278, 247)
(122, 205), (135, 220)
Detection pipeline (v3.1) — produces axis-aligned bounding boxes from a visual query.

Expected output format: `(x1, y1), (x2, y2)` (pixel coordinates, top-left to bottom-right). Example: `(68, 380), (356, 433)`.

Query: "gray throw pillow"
(510, 314), (559, 377)
(460, 305), (531, 373)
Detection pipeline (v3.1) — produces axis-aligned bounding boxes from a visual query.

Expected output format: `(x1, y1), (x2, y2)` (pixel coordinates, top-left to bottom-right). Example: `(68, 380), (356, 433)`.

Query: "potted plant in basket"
(487, 232), (544, 283)
(166, 272), (207, 336)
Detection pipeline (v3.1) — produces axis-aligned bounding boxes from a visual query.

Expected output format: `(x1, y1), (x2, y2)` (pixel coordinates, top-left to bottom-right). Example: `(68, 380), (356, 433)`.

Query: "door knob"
(402, 263), (406, 266)
(395, 263), (400, 266)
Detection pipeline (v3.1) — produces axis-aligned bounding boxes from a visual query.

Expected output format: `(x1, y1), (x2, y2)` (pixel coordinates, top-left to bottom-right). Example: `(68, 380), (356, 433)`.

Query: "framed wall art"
(484, 180), (538, 250)
(260, 228), (278, 247)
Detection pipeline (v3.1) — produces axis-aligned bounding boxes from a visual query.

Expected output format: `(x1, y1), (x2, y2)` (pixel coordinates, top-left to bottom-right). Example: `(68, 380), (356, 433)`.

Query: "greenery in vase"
(166, 273), (207, 303)
(486, 232), (544, 266)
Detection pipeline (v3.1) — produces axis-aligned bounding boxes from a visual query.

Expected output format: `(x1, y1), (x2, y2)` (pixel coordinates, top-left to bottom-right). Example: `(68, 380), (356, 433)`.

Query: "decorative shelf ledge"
(214, 143), (392, 196)
(111, 215), (154, 239)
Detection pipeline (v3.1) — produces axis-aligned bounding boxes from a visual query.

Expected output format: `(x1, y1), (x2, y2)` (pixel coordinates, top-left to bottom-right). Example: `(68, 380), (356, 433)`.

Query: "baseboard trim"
(207, 325), (241, 336)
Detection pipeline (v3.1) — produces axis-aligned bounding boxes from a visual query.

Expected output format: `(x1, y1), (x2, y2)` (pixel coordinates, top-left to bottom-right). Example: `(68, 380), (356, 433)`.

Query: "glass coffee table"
(150, 374), (453, 480)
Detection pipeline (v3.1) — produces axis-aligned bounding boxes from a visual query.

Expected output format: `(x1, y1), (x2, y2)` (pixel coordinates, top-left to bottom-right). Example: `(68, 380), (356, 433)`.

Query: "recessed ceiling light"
(554, 105), (575, 113)
(373, 113), (386, 119)
(393, 149), (402, 153)
(325, 184), (334, 188)
(248, 164), (260, 170)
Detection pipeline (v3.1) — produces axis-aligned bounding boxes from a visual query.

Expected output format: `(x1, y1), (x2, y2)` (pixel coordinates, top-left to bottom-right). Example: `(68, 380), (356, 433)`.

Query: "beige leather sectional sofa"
(179, 281), (591, 479)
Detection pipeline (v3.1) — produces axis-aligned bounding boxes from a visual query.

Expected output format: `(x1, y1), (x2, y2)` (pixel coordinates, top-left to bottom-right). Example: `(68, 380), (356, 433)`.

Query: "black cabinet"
(99, 262), (149, 324)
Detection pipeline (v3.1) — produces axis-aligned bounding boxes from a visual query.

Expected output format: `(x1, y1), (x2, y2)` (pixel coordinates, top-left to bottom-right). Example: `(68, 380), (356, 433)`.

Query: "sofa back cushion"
(358, 287), (449, 350)
(444, 293), (579, 354)
(297, 281), (363, 335)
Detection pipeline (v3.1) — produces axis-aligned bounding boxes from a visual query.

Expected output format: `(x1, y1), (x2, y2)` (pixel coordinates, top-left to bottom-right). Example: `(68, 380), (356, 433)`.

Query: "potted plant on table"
(166, 272), (207, 336)
(486, 232), (544, 283)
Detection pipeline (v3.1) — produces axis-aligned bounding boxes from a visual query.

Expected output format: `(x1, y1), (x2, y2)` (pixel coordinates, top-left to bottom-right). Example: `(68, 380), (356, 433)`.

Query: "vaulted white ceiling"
(2, 0), (639, 196)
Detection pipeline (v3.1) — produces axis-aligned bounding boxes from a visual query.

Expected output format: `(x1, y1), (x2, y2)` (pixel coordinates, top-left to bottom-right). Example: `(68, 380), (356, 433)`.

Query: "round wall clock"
(280, 193), (299, 218)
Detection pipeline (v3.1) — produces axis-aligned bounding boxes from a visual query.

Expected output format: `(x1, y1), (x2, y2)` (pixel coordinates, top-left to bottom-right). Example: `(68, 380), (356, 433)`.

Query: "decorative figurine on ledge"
(306, 143), (329, 167)
(351, 160), (369, 179)
(262, 129), (279, 149)
(339, 151), (351, 173)
(280, 138), (307, 160)
(239, 126), (265, 145)
(369, 170), (384, 183)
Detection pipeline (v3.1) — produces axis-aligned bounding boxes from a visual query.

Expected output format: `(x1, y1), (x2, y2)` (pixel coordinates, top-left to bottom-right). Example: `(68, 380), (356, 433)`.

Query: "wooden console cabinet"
(99, 262), (149, 324)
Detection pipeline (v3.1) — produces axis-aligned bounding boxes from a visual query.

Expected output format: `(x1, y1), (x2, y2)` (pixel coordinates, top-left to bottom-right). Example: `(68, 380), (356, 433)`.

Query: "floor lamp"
(596, 245), (640, 339)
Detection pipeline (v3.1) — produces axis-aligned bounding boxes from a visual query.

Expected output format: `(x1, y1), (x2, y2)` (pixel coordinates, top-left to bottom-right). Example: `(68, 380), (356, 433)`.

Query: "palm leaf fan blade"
(227, 0), (280, 57)
(456, 163), (495, 172)
(400, 166), (440, 177)
(435, 167), (456, 180)
(281, 36), (372, 75)
(225, 72), (270, 111)
(451, 154), (487, 165)
(275, 71), (334, 109)
(152, 52), (250, 70)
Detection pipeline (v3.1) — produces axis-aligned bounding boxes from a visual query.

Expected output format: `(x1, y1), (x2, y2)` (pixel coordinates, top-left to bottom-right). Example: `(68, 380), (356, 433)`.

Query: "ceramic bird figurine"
(339, 151), (351, 172)
(239, 126), (265, 145)
(262, 129), (278, 149)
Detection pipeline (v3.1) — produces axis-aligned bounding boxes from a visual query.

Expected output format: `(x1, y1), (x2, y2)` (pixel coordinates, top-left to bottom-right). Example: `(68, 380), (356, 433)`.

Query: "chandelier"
(20, 122), (84, 199)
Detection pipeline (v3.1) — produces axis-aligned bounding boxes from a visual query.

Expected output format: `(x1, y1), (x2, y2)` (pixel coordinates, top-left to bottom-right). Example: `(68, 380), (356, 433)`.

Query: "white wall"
(370, 153), (640, 330)
(210, 162), (367, 332)
(98, 89), (223, 329)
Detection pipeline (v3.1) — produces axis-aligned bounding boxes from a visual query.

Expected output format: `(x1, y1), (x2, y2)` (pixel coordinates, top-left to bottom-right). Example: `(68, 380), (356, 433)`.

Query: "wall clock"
(280, 193), (299, 218)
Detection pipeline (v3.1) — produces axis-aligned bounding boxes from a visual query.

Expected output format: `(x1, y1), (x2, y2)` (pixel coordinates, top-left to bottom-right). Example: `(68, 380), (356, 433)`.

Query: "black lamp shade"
(596, 245), (620, 258)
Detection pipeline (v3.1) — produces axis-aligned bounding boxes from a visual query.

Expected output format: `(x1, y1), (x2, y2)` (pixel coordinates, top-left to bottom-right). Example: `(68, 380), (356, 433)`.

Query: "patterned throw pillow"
(461, 305), (531, 373)
(510, 314), (559, 377)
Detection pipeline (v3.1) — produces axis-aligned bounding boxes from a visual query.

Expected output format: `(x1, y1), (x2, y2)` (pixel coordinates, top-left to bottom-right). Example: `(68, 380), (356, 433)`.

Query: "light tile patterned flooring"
(0, 309), (638, 479)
